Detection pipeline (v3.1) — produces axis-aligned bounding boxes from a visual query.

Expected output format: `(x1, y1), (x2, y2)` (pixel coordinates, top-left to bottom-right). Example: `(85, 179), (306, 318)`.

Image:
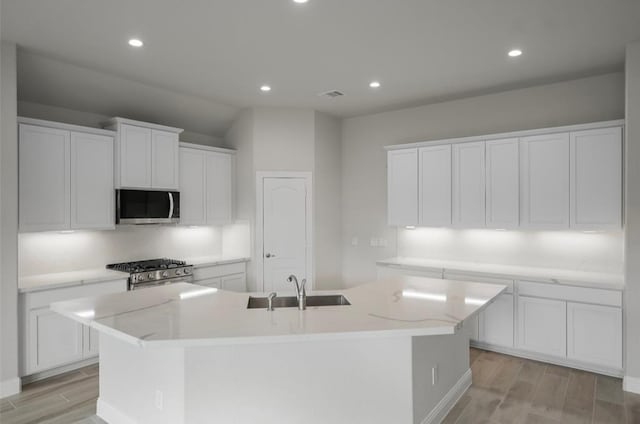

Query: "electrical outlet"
(431, 365), (438, 386)
(155, 390), (164, 410)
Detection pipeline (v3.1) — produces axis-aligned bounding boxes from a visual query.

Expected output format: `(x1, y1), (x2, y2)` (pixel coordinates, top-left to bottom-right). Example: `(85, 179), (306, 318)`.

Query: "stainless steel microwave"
(116, 190), (180, 225)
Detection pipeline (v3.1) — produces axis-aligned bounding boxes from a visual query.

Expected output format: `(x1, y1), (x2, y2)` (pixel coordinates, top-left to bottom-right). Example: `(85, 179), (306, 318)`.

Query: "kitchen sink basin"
(247, 294), (351, 309)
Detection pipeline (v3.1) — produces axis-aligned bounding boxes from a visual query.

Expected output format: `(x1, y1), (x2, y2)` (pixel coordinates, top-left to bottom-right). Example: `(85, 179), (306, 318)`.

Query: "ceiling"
(3, 0), (640, 136)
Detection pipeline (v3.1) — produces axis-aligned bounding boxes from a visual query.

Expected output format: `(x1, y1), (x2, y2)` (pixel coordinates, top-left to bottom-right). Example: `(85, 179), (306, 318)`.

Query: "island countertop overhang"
(50, 277), (506, 348)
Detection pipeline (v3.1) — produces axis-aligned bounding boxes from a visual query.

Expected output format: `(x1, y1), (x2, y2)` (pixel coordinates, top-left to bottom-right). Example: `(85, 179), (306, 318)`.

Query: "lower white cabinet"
(192, 261), (247, 292)
(517, 296), (567, 357)
(20, 278), (127, 377)
(567, 302), (622, 369)
(479, 293), (514, 348)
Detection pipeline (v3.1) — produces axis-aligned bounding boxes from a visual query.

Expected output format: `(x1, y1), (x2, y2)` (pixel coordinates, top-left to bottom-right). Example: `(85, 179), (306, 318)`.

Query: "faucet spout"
(287, 274), (307, 310)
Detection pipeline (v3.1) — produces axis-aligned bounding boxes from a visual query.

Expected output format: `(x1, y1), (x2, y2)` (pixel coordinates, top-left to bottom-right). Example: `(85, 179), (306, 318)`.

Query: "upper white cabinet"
(19, 118), (115, 232)
(452, 141), (485, 227)
(179, 143), (235, 225)
(387, 149), (418, 226)
(419, 145), (452, 226)
(570, 127), (622, 229)
(105, 118), (183, 190)
(486, 138), (519, 228)
(520, 132), (570, 229)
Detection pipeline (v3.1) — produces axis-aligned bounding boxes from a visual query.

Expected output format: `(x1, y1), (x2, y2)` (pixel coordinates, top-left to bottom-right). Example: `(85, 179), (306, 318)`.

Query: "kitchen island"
(51, 277), (505, 424)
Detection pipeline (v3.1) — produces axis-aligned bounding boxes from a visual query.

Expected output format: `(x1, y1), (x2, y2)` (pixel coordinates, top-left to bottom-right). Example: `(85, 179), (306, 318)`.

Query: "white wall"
(17, 101), (224, 147)
(18, 226), (224, 276)
(341, 72), (625, 285)
(0, 41), (20, 397)
(624, 40), (640, 389)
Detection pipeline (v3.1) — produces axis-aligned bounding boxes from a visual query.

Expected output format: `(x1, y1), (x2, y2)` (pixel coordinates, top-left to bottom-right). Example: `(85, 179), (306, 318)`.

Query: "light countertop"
(19, 269), (129, 293)
(183, 255), (249, 268)
(377, 257), (624, 290)
(51, 278), (506, 348)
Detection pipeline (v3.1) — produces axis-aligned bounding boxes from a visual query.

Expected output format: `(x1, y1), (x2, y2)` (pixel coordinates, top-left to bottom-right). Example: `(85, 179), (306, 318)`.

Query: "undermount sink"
(247, 294), (351, 309)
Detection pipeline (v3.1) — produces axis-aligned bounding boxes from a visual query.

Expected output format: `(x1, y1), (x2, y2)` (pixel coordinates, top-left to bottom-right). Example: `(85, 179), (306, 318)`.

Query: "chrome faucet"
(287, 275), (307, 310)
(267, 292), (277, 311)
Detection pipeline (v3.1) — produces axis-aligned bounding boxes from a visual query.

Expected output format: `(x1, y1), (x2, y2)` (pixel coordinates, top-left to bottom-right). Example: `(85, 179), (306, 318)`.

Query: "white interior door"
(262, 177), (308, 293)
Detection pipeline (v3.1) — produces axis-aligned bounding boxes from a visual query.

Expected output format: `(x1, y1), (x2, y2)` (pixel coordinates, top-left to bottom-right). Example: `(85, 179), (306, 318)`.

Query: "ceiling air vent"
(319, 90), (345, 98)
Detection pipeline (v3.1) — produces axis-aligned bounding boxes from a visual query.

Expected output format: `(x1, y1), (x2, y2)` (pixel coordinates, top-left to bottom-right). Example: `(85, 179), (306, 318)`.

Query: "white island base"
(97, 331), (469, 424)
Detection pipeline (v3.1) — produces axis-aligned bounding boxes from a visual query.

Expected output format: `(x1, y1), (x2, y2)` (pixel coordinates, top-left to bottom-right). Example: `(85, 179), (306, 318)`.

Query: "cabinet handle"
(265, 253), (276, 258)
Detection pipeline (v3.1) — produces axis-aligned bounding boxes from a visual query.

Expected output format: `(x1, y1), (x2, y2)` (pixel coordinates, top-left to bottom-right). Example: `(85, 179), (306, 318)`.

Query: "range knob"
(162, 271), (169, 278)
(176, 269), (183, 276)
(137, 274), (145, 281)
(184, 268), (191, 275)
(148, 273), (154, 279)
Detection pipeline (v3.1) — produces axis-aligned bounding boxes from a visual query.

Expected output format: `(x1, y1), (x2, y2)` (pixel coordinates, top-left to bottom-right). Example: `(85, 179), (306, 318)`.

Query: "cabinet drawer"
(444, 272), (513, 293)
(192, 262), (246, 280)
(517, 280), (621, 307)
(26, 279), (128, 309)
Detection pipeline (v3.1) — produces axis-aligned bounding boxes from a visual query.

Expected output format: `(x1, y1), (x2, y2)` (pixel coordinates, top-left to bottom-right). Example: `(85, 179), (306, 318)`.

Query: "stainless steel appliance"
(107, 258), (193, 290)
(116, 189), (180, 225)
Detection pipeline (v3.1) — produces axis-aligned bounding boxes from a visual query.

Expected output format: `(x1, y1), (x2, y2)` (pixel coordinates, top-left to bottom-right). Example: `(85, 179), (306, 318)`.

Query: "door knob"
(265, 253), (276, 258)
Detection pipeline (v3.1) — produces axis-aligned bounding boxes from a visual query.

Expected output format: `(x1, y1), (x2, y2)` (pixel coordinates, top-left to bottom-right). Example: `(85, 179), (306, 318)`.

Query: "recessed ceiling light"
(508, 49), (523, 57)
(260, 85), (272, 92)
(128, 39), (144, 47)
(369, 81), (381, 89)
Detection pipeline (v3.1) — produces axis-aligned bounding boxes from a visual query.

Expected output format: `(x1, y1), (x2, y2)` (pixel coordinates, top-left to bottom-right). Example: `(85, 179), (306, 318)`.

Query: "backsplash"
(19, 225), (229, 276)
(397, 228), (624, 274)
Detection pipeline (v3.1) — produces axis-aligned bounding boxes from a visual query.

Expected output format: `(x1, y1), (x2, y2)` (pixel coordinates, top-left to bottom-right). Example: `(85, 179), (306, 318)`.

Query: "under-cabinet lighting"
(293, 0), (309, 3)
(179, 287), (218, 300)
(128, 39), (144, 48)
(508, 49), (522, 57)
(405, 226), (416, 230)
(58, 230), (75, 234)
(402, 290), (447, 302)
(260, 85), (272, 92)
(369, 81), (381, 89)
(76, 310), (95, 319)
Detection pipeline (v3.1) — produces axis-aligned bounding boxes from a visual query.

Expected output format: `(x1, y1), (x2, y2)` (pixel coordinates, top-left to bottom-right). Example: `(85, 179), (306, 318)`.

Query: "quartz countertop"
(51, 278), (506, 348)
(377, 257), (624, 290)
(19, 269), (129, 293)
(184, 255), (250, 268)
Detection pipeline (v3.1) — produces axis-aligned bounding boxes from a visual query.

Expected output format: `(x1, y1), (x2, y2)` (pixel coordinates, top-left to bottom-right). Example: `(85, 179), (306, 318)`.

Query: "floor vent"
(319, 90), (345, 98)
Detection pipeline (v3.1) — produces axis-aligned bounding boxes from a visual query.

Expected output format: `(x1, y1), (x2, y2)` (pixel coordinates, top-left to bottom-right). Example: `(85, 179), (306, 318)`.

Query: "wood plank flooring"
(1, 349), (638, 423)
(444, 348), (640, 424)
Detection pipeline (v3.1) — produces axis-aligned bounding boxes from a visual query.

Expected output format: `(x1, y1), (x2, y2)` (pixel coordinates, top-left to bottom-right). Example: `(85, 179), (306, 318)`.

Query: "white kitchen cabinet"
(463, 314), (480, 343)
(387, 149), (418, 226)
(106, 118), (183, 190)
(452, 141), (486, 227)
(206, 152), (234, 224)
(567, 302), (622, 369)
(570, 127), (622, 230)
(84, 326), (100, 358)
(195, 277), (221, 289)
(151, 129), (179, 190)
(377, 265), (443, 280)
(179, 148), (207, 225)
(70, 132), (115, 230)
(179, 144), (235, 225)
(221, 273), (247, 292)
(19, 124), (71, 232)
(19, 119), (115, 232)
(520, 132), (570, 229)
(419, 145), (452, 226)
(28, 308), (84, 373)
(479, 293), (514, 348)
(517, 296), (567, 357)
(486, 138), (519, 228)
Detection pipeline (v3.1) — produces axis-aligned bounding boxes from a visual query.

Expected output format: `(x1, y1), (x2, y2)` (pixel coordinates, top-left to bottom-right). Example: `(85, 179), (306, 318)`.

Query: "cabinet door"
(567, 302), (622, 369)
(517, 296), (566, 357)
(28, 308), (84, 374)
(70, 132), (114, 230)
(206, 152), (233, 224)
(120, 124), (152, 188)
(84, 326), (100, 358)
(570, 127), (622, 230)
(452, 142), (485, 227)
(221, 273), (247, 292)
(520, 133), (570, 229)
(195, 277), (221, 289)
(151, 129), (179, 190)
(19, 124), (70, 232)
(463, 314), (480, 343)
(419, 145), (452, 226)
(179, 148), (207, 225)
(479, 293), (514, 348)
(486, 138), (519, 228)
(387, 149), (418, 226)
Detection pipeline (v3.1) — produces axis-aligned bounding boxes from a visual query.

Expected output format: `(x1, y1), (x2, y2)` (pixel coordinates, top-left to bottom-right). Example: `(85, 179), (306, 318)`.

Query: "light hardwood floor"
(1, 349), (639, 423)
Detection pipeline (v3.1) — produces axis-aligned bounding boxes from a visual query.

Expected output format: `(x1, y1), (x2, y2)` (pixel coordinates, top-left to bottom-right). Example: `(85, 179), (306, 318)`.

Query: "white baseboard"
(0, 377), (21, 398)
(97, 398), (137, 424)
(471, 341), (623, 378)
(421, 368), (472, 424)
(624, 376), (640, 394)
